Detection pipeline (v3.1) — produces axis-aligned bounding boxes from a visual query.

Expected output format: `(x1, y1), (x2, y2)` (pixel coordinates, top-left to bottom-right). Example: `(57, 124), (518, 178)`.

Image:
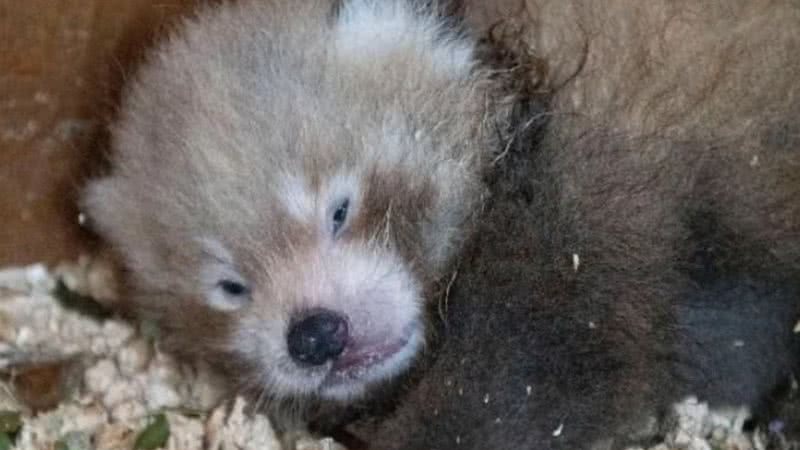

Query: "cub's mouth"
(318, 322), (423, 397)
(283, 307), (423, 398)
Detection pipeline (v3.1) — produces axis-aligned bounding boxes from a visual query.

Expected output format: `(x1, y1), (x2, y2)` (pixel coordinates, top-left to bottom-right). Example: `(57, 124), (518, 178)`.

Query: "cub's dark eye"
(217, 279), (249, 296)
(332, 198), (349, 235)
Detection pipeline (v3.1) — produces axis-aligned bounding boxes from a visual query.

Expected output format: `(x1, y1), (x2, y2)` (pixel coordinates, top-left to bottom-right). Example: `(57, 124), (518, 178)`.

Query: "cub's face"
(83, 0), (499, 400)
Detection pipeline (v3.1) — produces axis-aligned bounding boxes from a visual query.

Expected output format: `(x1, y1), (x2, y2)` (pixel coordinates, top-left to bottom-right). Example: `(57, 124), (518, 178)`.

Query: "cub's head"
(83, 0), (507, 401)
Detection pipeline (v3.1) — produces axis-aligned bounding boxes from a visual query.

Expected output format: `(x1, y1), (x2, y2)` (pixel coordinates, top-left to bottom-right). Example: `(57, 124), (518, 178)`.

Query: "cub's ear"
(80, 176), (141, 249)
(80, 176), (159, 272)
(333, 0), (475, 78)
(80, 176), (119, 232)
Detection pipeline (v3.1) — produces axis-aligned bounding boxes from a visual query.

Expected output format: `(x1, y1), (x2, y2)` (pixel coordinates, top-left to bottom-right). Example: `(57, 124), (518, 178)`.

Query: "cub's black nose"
(287, 310), (349, 366)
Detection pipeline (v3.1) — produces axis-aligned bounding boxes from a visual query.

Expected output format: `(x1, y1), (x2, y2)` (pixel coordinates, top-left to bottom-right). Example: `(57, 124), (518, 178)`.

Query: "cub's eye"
(332, 198), (349, 235)
(217, 279), (249, 296)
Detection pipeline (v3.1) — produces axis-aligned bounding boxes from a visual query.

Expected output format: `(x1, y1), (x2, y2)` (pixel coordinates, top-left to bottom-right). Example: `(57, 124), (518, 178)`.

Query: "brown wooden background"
(0, 0), (198, 266)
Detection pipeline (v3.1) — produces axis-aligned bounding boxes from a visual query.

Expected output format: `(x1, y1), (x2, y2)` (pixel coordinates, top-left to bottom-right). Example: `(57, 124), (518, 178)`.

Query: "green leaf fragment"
(0, 432), (11, 450)
(134, 413), (170, 450)
(0, 411), (21, 434)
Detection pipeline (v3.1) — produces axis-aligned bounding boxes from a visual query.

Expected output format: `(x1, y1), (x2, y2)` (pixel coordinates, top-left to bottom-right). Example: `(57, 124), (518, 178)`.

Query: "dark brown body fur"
(324, 1), (800, 448)
(336, 117), (800, 448)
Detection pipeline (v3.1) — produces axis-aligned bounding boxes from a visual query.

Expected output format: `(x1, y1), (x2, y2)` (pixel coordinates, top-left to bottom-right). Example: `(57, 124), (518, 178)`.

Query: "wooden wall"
(0, 0), (196, 266)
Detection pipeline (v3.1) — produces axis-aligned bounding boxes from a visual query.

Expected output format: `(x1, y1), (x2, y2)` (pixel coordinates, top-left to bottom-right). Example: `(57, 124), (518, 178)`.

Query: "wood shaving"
(0, 262), (342, 450)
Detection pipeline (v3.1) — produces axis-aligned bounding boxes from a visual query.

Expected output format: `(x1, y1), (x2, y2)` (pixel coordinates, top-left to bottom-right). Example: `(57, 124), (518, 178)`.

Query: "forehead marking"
(278, 174), (315, 220)
(198, 237), (234, 263)
(334, 0), (474, 77)
(322, 172), (359, 204)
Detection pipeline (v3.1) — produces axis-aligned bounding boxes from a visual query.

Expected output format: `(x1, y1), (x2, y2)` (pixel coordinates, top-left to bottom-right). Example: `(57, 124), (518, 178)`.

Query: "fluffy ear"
(80, 176), (141, 253)
(80, 177), (120, 232)
(81, 176), (161, 274)
(333, 0), (475, 77)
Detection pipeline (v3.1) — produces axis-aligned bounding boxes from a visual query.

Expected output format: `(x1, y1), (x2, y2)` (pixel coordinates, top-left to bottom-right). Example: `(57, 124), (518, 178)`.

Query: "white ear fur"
(80, 177), (151, 272)
(334, 0), (475, 77)
(80, 177), (118, 229)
